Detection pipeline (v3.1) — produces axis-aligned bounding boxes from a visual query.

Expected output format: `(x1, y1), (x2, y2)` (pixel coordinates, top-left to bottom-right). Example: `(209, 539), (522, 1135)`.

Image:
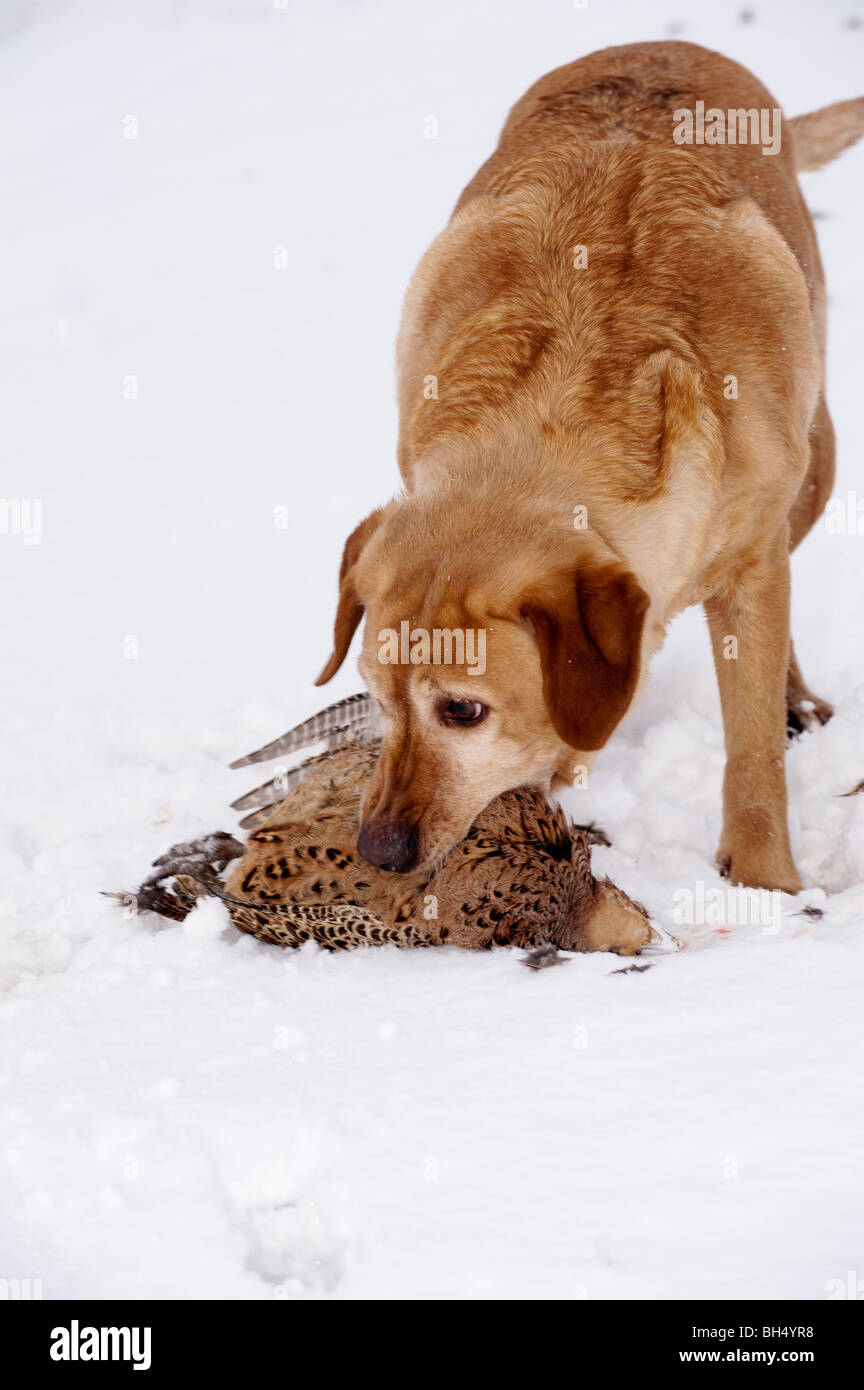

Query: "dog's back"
(456, 41), (852, 299)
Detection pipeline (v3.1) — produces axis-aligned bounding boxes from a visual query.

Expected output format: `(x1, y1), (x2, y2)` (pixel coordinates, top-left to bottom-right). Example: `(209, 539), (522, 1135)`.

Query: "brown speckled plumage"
(112, 698), (655, 957)
(220, 741), (653, 952)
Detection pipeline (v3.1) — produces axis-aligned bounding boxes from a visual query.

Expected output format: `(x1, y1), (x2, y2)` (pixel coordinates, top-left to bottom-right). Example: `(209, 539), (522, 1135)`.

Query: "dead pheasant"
(111, 694), (662, 957)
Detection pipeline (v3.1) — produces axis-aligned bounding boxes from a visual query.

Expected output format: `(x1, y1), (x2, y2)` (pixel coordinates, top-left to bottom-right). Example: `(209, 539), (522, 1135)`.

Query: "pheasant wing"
(229, 692), (380, 768)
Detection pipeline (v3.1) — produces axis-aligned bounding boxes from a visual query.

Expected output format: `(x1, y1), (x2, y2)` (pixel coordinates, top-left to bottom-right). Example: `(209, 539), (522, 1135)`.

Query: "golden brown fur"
(317, 41), (864, 891)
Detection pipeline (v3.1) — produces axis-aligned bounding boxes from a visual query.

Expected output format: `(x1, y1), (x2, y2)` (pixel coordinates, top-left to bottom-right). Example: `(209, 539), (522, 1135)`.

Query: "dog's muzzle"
(357, 819), (419, 873)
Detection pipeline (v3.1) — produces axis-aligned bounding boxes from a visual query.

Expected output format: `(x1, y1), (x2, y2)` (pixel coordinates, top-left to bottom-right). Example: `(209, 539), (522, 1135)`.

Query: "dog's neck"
(405, 445), (626, 575)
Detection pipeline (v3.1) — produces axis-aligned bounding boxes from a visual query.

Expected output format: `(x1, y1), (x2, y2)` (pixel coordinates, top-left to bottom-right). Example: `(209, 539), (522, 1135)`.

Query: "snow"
(1, 0), (863, 1300)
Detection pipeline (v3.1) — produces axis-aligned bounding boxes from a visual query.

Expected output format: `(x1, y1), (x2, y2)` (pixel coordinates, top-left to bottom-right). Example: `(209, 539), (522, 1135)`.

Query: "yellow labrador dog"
(317, 41), (864, 889)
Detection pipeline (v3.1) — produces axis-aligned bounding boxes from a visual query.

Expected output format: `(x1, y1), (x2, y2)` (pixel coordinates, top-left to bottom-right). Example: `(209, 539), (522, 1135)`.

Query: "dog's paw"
(786, 693), (833, 739)
(717, 851), (801, 896)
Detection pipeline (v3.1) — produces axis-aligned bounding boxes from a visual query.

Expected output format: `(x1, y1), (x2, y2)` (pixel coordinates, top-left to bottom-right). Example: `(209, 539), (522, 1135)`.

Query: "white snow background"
(1, 0), (863, 1300)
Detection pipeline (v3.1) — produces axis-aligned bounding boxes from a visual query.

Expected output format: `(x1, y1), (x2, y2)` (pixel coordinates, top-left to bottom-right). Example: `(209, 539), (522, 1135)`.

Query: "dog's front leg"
(704, 531), (801, 894)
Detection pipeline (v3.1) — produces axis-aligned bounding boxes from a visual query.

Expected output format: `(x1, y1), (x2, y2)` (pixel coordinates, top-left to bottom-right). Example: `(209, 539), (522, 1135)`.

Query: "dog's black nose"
(358, 819), (419, 872)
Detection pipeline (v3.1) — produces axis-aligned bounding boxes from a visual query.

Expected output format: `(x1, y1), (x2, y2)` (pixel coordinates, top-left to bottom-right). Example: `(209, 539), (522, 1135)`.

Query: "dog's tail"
(789, 97), (864, 172)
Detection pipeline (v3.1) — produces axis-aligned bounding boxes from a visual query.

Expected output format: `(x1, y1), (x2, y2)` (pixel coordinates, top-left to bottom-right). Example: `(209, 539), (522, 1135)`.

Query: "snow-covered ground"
(1, 0), (863, 1300)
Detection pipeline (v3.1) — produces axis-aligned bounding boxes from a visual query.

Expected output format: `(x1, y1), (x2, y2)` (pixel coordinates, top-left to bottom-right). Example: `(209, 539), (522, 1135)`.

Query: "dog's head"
(316, 503), (648, 873)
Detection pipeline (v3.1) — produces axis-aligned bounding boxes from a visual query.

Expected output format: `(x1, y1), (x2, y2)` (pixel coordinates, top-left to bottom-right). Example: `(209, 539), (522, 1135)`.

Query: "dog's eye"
(440, 699), (487, 727)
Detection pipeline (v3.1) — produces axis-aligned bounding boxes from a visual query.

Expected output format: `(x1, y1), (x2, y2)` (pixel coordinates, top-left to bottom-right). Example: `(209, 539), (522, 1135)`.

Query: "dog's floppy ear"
(521, 565), (649, 750)
(315, 508), (385, 685)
